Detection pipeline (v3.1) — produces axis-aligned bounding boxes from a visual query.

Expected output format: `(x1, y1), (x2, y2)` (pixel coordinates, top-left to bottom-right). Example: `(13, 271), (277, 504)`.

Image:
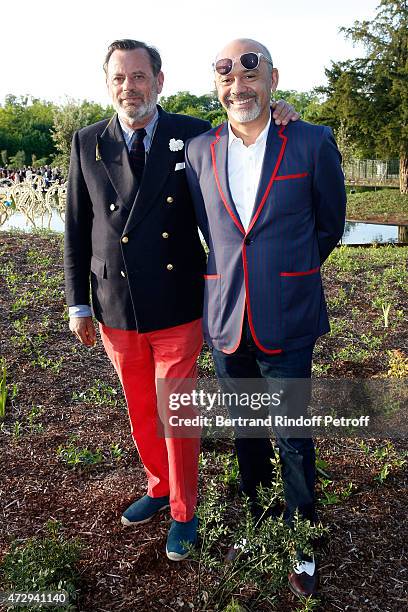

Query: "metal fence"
(343, 159), (400, 187)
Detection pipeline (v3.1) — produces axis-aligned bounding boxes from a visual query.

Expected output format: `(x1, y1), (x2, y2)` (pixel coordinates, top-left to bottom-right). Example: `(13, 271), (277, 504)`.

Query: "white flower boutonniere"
(169, 138), (184, 152)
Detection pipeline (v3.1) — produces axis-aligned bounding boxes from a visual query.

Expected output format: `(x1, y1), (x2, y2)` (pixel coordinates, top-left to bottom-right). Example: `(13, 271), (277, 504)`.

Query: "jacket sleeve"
(64, 130), (93, 307)
(185, 138), (210, 247)
(312, 127), (347, 264)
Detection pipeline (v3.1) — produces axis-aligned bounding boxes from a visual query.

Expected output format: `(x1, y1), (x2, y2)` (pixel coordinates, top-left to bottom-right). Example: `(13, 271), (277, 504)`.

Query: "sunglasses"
(214, 52), (273, 76)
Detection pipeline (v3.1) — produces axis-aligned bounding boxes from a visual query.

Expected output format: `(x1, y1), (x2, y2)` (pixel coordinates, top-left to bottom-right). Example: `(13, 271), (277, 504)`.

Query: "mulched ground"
(0, 232), (407, 612)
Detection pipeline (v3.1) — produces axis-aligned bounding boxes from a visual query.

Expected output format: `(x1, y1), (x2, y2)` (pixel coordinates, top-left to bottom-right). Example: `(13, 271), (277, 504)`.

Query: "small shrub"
(0, 520), (81, 611)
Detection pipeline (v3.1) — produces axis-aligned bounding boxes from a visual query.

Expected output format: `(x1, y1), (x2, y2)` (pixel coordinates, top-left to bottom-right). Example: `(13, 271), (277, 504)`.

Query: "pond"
(1, 212), (407, 245)
(341, 221), (405, 244)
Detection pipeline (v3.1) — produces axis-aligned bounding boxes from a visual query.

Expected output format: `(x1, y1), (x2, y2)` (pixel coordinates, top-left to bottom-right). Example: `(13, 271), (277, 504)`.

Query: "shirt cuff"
(69, 305), (92, 318)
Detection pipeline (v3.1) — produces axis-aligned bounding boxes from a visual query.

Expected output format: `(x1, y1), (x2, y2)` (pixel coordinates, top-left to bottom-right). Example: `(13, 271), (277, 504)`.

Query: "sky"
(2, 0), (380, 106)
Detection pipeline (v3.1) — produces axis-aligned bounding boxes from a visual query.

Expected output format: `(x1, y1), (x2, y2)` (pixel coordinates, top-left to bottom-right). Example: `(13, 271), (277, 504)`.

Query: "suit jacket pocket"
(203, 274), (221, 341)
(91, 255), (107, 279)
(280, 268), (321, 340)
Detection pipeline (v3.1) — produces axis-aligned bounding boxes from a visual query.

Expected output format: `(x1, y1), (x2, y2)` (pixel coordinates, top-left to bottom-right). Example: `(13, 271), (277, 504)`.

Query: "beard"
(115, 87), (158, 124)
(226, 95), (261, 123)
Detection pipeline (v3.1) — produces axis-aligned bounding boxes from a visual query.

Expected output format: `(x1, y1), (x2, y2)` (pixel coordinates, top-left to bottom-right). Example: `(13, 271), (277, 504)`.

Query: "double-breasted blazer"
(185, 118), (347, 354)
(64, 106), (210, 331)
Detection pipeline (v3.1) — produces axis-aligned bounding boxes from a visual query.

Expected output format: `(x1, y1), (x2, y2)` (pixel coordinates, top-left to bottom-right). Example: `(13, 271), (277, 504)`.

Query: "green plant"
(192, 447), (326, 610)
(57, 441), (103, 468)
(27, 405), (44, 434)
(222, 599), (247, 612)
(198, 345), (216, 376)
(110, 443), (123, 461)
(316, 448), (354, 505)
(0, 358), (7, 420)
(0, 519), (81, 611)
(72, 379), (120, 406)
(318, 479), (355, 505)
(358, 440), (407, 484)
(12, 420), (21, 440)
(294, 596), (321, 612)
(387, 350), (408, 377)
(191, 480), (326, 610)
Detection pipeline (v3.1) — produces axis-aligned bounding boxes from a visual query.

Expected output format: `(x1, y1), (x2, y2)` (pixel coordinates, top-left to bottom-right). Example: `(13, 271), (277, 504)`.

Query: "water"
(0, 212), (407, 245)
(0, 211), (65, 233)
(341, 221), (400, 244)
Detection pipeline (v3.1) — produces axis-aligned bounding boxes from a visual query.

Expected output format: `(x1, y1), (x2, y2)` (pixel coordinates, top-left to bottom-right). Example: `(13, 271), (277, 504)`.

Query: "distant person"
(185, 38), (346, 596)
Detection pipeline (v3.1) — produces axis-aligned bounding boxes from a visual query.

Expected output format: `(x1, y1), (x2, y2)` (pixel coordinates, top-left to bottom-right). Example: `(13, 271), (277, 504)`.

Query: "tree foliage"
(317, 0), (408, 191)
(0, 95), (55, 163)
(51, 99), (112, 174)
(160, 91), (226, 126)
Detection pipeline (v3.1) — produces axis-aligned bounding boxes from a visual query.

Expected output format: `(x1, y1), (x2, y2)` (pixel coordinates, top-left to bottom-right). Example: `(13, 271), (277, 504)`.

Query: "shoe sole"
(121, 504), (170, 527)
(166, 546), (191, 561)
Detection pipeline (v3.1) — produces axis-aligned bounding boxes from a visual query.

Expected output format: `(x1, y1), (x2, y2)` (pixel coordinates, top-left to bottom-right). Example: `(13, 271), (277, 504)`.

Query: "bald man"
(185, 38), (346, 595)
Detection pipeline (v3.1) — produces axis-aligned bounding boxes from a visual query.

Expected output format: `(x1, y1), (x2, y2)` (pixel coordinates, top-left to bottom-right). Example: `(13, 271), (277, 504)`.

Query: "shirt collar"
(118, 108), (159, 150)
(228, 111), (271, 149)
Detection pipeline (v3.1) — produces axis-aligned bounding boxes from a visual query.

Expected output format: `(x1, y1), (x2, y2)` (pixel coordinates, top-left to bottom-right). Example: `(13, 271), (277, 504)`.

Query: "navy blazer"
(64, 107), (210, 331)
(185, 119), (347, 354)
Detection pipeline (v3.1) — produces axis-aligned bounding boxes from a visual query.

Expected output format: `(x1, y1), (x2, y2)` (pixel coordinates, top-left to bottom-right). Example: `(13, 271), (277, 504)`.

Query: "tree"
(51, 99), (112, 174)
(9, 150), (26, 167)
(274, 90), (323, 123)
(160, 91), (226, 126)
(0, 95), (55, 163)
(318, 0), (408, 192)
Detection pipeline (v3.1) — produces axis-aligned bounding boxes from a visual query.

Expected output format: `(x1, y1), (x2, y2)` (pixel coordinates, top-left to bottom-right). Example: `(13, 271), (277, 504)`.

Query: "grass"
(346, 189), (408, 223)
(0, 520), (82, 612)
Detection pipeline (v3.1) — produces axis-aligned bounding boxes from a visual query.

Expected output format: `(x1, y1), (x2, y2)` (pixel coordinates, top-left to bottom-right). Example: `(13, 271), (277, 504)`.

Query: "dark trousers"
(212, 316), (316, 526)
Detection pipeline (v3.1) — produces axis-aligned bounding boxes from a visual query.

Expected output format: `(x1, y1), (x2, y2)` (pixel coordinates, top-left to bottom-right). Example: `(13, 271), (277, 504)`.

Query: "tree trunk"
(400, 154), (408, 194)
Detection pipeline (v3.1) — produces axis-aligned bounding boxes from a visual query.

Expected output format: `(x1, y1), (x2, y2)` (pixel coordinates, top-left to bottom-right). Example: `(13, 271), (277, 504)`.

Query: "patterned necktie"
(129, 128), (146, 183)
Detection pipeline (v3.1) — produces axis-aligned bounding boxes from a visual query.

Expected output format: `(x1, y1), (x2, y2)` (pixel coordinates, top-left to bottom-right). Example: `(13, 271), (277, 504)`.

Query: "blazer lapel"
(123, 108), (175, 234)
(211, 123), (245, 235)
(97, 115), (137, 210)
(247, 120), (287, 233)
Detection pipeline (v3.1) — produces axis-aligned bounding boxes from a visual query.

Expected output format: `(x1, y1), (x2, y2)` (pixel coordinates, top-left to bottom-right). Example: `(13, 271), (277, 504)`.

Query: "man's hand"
(69, 316), (97, 347)
(271, 99), (300, 126)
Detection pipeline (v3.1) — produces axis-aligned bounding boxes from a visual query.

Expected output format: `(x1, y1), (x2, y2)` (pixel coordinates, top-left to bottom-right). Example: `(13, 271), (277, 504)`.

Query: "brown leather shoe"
(288, 567), (319, 598)
(224, 538), (248, 563)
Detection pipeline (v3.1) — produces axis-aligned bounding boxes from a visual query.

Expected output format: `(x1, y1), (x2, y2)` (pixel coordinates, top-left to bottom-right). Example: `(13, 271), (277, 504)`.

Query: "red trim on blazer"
(275, 172), (308, 181)
(280, 266), (320, 277)
(204, 274), (221, 279)
(241, 245), (283, 355)
(220, 298), (246, 355)
(210, 126), (245, 235)
(246, 125), (287, 235)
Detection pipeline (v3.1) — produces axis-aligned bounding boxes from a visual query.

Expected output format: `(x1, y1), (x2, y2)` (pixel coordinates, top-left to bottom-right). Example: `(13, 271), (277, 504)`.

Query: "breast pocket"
(274, 174), (311, 215)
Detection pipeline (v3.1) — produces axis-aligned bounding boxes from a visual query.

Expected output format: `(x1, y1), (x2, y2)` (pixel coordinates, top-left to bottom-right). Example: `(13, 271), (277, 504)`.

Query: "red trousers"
(100, 319), (202, 522)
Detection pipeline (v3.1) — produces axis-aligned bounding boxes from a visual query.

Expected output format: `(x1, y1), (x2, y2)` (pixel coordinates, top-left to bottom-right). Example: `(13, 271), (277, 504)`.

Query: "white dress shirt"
(227, 114), (271, 232)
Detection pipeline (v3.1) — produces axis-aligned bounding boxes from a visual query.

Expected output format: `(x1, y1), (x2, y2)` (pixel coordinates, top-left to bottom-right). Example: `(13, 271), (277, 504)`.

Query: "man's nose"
(230, 75), (248, 96)
(123, 75), (136, 89)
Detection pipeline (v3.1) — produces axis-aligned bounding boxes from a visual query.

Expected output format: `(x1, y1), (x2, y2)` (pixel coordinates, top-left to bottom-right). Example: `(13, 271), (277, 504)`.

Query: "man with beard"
(185, 38), (346, 593)
(64, 39), (298, 561)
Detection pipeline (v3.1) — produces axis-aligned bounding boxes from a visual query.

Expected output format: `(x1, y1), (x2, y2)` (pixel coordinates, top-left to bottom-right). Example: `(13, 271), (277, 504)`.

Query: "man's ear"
(271, 68), (279, 92)
(157, 71), (165, 94)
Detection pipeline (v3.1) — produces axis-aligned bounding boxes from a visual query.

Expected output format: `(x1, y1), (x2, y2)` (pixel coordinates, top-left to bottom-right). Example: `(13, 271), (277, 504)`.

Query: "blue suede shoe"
(166, 515), (198, 561)
(121, 494), (170, 526)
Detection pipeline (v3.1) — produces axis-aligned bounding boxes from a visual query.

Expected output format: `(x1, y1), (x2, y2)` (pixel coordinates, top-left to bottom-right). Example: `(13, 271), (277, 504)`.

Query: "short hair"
(103, 39), (162, 76)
